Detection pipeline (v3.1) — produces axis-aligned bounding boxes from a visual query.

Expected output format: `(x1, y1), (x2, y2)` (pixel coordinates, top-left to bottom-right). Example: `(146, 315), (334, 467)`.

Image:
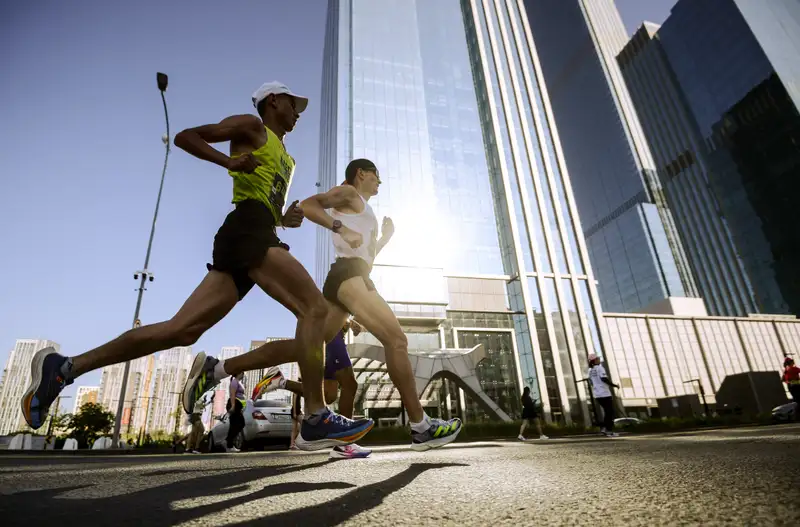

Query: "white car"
(206, 399), (293, 452)
(772, 401), (798, 423)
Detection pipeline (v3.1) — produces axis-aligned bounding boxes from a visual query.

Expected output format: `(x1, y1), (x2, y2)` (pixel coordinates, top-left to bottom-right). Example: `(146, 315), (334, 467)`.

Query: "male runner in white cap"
(21, 82), (374, 450)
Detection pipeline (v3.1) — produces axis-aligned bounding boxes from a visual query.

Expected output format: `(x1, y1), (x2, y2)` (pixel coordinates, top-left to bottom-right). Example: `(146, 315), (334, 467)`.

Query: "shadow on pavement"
(2, 459), (467, 527)
(228, 462), (468, 527)
(3, 460), (334, 526)
(0, 456), (170, 467)
(369, 442), (504, 454)
(519, 436), (622, 446)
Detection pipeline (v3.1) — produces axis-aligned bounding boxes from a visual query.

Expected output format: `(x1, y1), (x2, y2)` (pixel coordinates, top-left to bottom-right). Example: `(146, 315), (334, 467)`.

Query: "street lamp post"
(170, 390), (183, 437)
(43, 395), (72, 450)
(111, 72), (171, 448)
(577, 378), (598, 428)
(136, 394), (155, 446)
(684, 379), (710, 416)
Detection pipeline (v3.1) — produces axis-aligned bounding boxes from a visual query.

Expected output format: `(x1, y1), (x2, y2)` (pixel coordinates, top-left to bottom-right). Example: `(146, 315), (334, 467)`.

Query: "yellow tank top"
(230, 127), (296, 224)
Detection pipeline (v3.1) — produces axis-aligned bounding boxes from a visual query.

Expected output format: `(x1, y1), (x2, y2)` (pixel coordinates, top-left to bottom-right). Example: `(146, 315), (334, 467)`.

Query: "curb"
(1, 422), (793, 456)
(0, 448), (176, 456)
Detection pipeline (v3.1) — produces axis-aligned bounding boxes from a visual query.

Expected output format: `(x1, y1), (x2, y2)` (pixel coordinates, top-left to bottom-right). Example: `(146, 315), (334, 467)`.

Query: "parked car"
(206, 399), (293, 452)
(771, 401), (798, 423)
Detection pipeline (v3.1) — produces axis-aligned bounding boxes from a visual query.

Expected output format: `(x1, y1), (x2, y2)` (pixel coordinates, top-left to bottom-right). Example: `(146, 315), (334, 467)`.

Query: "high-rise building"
(520, 0), (698, 313)
(316, 0), (608, 424)
(220, 346), (245, 361)
(146, 347), (192, 434)
(72, 386), (99, 414)
(97, 355), (152, 432)
(617, 22), (758, 317)
(0, 339), (59, 435)
(122, 354), (155, 435)
(617, 0), (800, 315)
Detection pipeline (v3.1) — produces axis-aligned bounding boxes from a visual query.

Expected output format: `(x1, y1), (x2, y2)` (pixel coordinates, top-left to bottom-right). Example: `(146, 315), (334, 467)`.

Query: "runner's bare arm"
(300, 185), (361, 230)
(376, 217), (395, 254)
(174, 114), (262, 170)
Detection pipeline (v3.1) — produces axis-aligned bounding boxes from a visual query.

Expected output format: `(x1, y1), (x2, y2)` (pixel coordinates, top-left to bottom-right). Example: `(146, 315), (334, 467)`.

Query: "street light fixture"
(43, 395), (72, 449)
(577, 378), (598, 427)
(111, 72), (171, 448)
(683, 379), (710, 416)
(135, 394), (156, 446)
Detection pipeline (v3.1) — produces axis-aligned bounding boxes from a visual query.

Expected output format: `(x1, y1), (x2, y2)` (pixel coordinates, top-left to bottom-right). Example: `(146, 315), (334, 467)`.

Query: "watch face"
(333, 220), (342, 232)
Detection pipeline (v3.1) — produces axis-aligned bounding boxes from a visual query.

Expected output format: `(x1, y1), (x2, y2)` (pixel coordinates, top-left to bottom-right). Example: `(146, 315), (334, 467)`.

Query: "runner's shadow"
(2, 460), (336, 527)
(228, 462), (469, 527)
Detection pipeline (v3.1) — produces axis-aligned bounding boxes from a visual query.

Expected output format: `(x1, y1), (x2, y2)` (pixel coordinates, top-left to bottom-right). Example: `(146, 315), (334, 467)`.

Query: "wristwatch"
(331, 219), (343, 233)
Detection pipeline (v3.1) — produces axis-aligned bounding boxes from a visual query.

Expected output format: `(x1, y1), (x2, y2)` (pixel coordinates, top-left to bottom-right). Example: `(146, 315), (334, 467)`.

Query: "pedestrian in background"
(518, 386), (548, 441)
(783, 356), (800, 402)
(290, 376), (303, 450)
(226, 373), (246, 453)
(186, 393), (212, 454)
(588, 353), (620, 437)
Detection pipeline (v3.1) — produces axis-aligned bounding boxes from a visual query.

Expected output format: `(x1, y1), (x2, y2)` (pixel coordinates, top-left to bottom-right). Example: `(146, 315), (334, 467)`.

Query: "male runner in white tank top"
(301, 159), (463, 451)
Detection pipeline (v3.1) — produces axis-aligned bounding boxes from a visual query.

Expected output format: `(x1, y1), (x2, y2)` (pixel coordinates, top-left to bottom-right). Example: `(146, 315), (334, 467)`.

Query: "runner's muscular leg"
(226, 295), (348, 376)
(324, 380), (339, 406)
(334, 367), (358, 419)
(249, 247), (328, 414)
(323, 302), (350, 341)
(323, 302), (350, 407)
(337, 277), (424, 422)
(224, 270), (302, 375)
(263, 372), (341, 407)
(71, 271), (238, 377)
(224, 340), (296, 376)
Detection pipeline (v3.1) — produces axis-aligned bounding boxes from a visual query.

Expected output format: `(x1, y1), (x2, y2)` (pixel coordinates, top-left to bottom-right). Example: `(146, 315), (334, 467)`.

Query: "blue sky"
(0, 0), (676, 411)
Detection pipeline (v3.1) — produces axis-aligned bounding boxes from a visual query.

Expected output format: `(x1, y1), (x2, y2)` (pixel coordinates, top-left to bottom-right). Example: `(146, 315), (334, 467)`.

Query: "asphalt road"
(1, 425), (799, 526)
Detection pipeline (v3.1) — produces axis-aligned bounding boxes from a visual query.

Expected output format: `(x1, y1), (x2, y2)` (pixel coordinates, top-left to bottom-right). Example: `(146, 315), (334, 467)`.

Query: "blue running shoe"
(296, 409), (374, 451)
(21, 347), (73, 429)
(410, 417), (462, 452)
(182, 352), (224, 414)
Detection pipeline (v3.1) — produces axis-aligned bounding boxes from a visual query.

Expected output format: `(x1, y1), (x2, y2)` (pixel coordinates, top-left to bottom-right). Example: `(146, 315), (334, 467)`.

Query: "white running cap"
(252, 81), (309, 113)
(588, 353), (599, 362)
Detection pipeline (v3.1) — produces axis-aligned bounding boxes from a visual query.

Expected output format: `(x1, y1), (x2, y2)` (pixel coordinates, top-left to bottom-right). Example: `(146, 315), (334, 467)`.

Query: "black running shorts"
(206, 199), (289, 300)
(322, 257), (376, 313)
(522, 408), (539, 420)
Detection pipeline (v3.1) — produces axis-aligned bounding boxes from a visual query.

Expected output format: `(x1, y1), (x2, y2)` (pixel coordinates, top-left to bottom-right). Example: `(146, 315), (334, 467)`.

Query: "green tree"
(68, 402), (115, 448)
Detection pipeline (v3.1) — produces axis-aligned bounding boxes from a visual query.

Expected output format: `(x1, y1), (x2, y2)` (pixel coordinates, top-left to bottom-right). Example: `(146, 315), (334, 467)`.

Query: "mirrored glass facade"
(618, 0), (800, 315)
(317, 0), (608, 424)
(618, 23), (759, 317)
(521, 0), (698, 314)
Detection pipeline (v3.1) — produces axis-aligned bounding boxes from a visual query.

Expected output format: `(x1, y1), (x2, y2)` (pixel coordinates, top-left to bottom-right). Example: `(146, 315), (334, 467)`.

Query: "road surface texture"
(1, 425), (799, 526)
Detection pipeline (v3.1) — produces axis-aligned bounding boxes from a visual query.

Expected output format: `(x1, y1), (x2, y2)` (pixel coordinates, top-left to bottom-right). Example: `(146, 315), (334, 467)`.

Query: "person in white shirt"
(300, 159), (463, 451)
(587, 353), (620, 437)
(226, 373), (246, 453)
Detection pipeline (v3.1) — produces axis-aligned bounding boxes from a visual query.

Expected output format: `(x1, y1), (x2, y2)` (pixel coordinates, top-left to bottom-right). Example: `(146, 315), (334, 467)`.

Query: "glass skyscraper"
(618, 0), (800, 315)
(316, 0), (607, 425)
(618, 23), (759, 317)
(521, 0), (699, 315)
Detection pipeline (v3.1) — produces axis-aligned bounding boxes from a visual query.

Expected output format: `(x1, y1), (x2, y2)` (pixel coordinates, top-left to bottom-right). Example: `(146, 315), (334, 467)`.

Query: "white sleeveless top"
(331, 193), (379, 266)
